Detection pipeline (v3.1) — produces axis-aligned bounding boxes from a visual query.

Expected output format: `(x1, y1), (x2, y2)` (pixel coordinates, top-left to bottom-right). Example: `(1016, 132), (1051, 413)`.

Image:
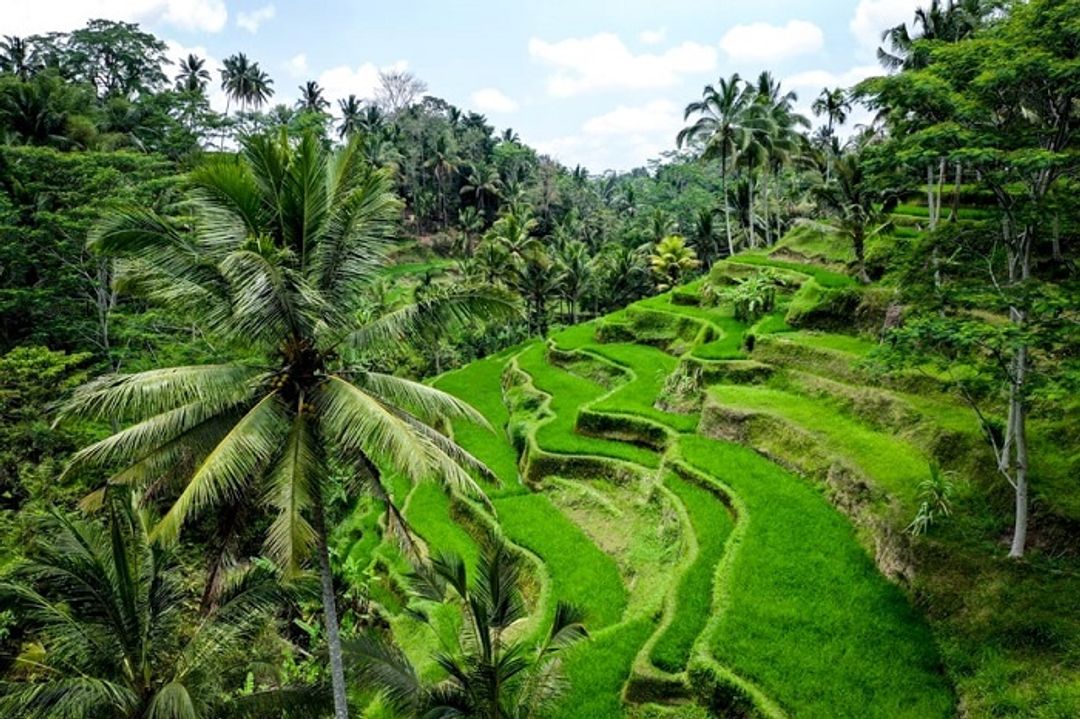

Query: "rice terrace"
(0, 1), (1077, 718)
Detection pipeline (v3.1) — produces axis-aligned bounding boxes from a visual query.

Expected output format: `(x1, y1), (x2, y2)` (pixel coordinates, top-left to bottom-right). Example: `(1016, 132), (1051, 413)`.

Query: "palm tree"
(57, 131), (514, 719)
(245, 66), (274, 110)
(176, 53), (211, 94)
(349, 535), (587, 718)
(650, 234), (700, 292)
(677, 73), (754, 258)
(811, 151), (897, 283)
(219, 54), (274, 147)
(812, 87), (851, 137)
(557, 240), (593, 324)
(0, 35), (38, 81)
(691, 208), (720, 266)
(336, 94), (362, 139)
(486, 208), (538, 260)
(514, 252), (563, 337)
(297, 80), (329, 114)
(877, 0), (988, 71)
(0, 495), (319, 718)
(753, 72), (808, 246)
(596, 243), (650, 312)
(426, 133), (460, 227)
(459, 162), (502, 217)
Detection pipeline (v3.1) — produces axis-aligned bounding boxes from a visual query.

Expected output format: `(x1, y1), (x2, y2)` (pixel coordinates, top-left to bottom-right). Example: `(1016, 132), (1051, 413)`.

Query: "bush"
(784, 281), (862, 330)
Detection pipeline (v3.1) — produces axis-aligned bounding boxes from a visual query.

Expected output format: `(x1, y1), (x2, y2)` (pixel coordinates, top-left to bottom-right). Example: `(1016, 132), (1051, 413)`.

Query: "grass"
(379, 259), (454, 279)
(649, 473), (734, 674)
(517, 343), (660, 468)
(580, 342), (699, 433)
(404, 482), (480, 570)
(679, 436), (954, 719)
(494, 493), (626, 630)
(727, 252), (856, 288)
(555, 618), (657, 719)
(434, 352), (526, 496)
(707, 383), (929, 504)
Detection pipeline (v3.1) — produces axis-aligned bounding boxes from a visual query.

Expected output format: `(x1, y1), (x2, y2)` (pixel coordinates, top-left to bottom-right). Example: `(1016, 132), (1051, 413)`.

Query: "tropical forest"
(0, 1), (1077, 717)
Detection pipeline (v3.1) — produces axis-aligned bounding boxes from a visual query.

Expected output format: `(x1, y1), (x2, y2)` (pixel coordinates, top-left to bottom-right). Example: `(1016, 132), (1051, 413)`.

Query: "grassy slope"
(680, 436), (954, 719)
(357, 233), (1078, 717)
(648, 472), (734, 673)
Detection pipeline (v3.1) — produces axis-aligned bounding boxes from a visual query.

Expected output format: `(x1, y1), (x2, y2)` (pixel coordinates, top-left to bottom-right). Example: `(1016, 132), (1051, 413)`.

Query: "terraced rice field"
(346, 253), (969, 717)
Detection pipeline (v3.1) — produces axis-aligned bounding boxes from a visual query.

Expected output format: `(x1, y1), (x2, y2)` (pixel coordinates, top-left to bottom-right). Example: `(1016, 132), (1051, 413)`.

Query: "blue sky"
(4, 1), (925, 171)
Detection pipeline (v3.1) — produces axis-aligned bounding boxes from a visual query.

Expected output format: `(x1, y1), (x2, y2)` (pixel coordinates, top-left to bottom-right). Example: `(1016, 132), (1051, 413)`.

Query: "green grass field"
(344, 248), (1078, 718)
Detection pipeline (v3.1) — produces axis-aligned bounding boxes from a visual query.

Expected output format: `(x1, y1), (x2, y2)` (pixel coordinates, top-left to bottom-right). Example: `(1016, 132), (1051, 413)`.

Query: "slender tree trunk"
(747, 173), (756, 249)
(1008, 335), (1029, 558)
(721, 153), (734, 257)
(927, 164), (937, 229)
(950, 162), (962, 223)
(312, 492), (349, 719)
(763, 169), (772, 246)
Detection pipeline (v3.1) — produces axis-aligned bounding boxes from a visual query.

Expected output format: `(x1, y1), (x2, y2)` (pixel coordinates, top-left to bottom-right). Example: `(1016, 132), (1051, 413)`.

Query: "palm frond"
(262, 410), (320, 574)
(348, 370), (492, 429)
(57, 365), (260, 425)
(345, 286), (519, 350)
(152, 392), (286, 545)
(344, 632), (422, 715)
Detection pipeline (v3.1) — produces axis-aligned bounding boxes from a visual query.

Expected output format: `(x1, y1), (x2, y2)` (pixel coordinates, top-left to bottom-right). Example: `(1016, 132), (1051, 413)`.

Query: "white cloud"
(470, 87), (518, 113)
(582, 99), (680, 136)
(528, 33), (716, 97)
(236, 4), (275, 33)
(719, 20), (824, 62)
(536, 99), (683, 171)
(784, 64), (881, 91)
(0, 0), (228, 35)
(286, 53), (308, 78)
(639, 28), (667, 45)
(850, 0), (924, 50)
(315, 59), (408, 106)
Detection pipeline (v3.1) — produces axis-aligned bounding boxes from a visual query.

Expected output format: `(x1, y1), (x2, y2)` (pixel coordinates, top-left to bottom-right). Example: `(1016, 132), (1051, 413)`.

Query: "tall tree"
(336, 94), (362, 139)
(677, 73), (753, 257)
(175, 53), (211, 94)
(349, 536), (587, 718)
(57, 131), (514, 718)
(0, 36), (38, 81)
(296, 80), (329, 114)
(0, 495), (319, 718)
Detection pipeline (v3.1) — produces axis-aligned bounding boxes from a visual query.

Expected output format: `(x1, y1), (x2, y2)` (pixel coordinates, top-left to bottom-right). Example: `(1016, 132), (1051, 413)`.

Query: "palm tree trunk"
(763, 169), (772, 246)
(312, 491), (349, 719)
(721, 153), (734, 257)
(747, 174), (756, 249)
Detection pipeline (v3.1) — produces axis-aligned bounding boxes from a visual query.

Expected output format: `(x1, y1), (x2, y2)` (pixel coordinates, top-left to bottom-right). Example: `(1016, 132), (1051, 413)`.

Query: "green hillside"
(341, 238), (1080, 718)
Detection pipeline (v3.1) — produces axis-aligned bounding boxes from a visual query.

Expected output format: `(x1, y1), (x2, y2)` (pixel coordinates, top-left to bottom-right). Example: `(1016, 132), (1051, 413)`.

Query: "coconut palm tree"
(812, 87), (851, 137)
(426, 132), (460, 227)
(650, 234), (700, 292)
(336, 94), (363, 139)
(485, 208), (538, 260)
(348, 535), (587, 718)
(0, 35), (38, 81)
(296, 80), (329, 114)
(514, 253), (563, 337)
(877, 0), (989, 71)
(176, 53), (211, 94)
(0, 494), (320, 719)
(56, 131), (515, 719)
(677, 73), (754, 257)
(811, 150), (897, 283)
(753, 73), (808, 246)
(557, 240), (593, 324)
(459, 162), (502, 217)
(691, 208), (720, 266)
